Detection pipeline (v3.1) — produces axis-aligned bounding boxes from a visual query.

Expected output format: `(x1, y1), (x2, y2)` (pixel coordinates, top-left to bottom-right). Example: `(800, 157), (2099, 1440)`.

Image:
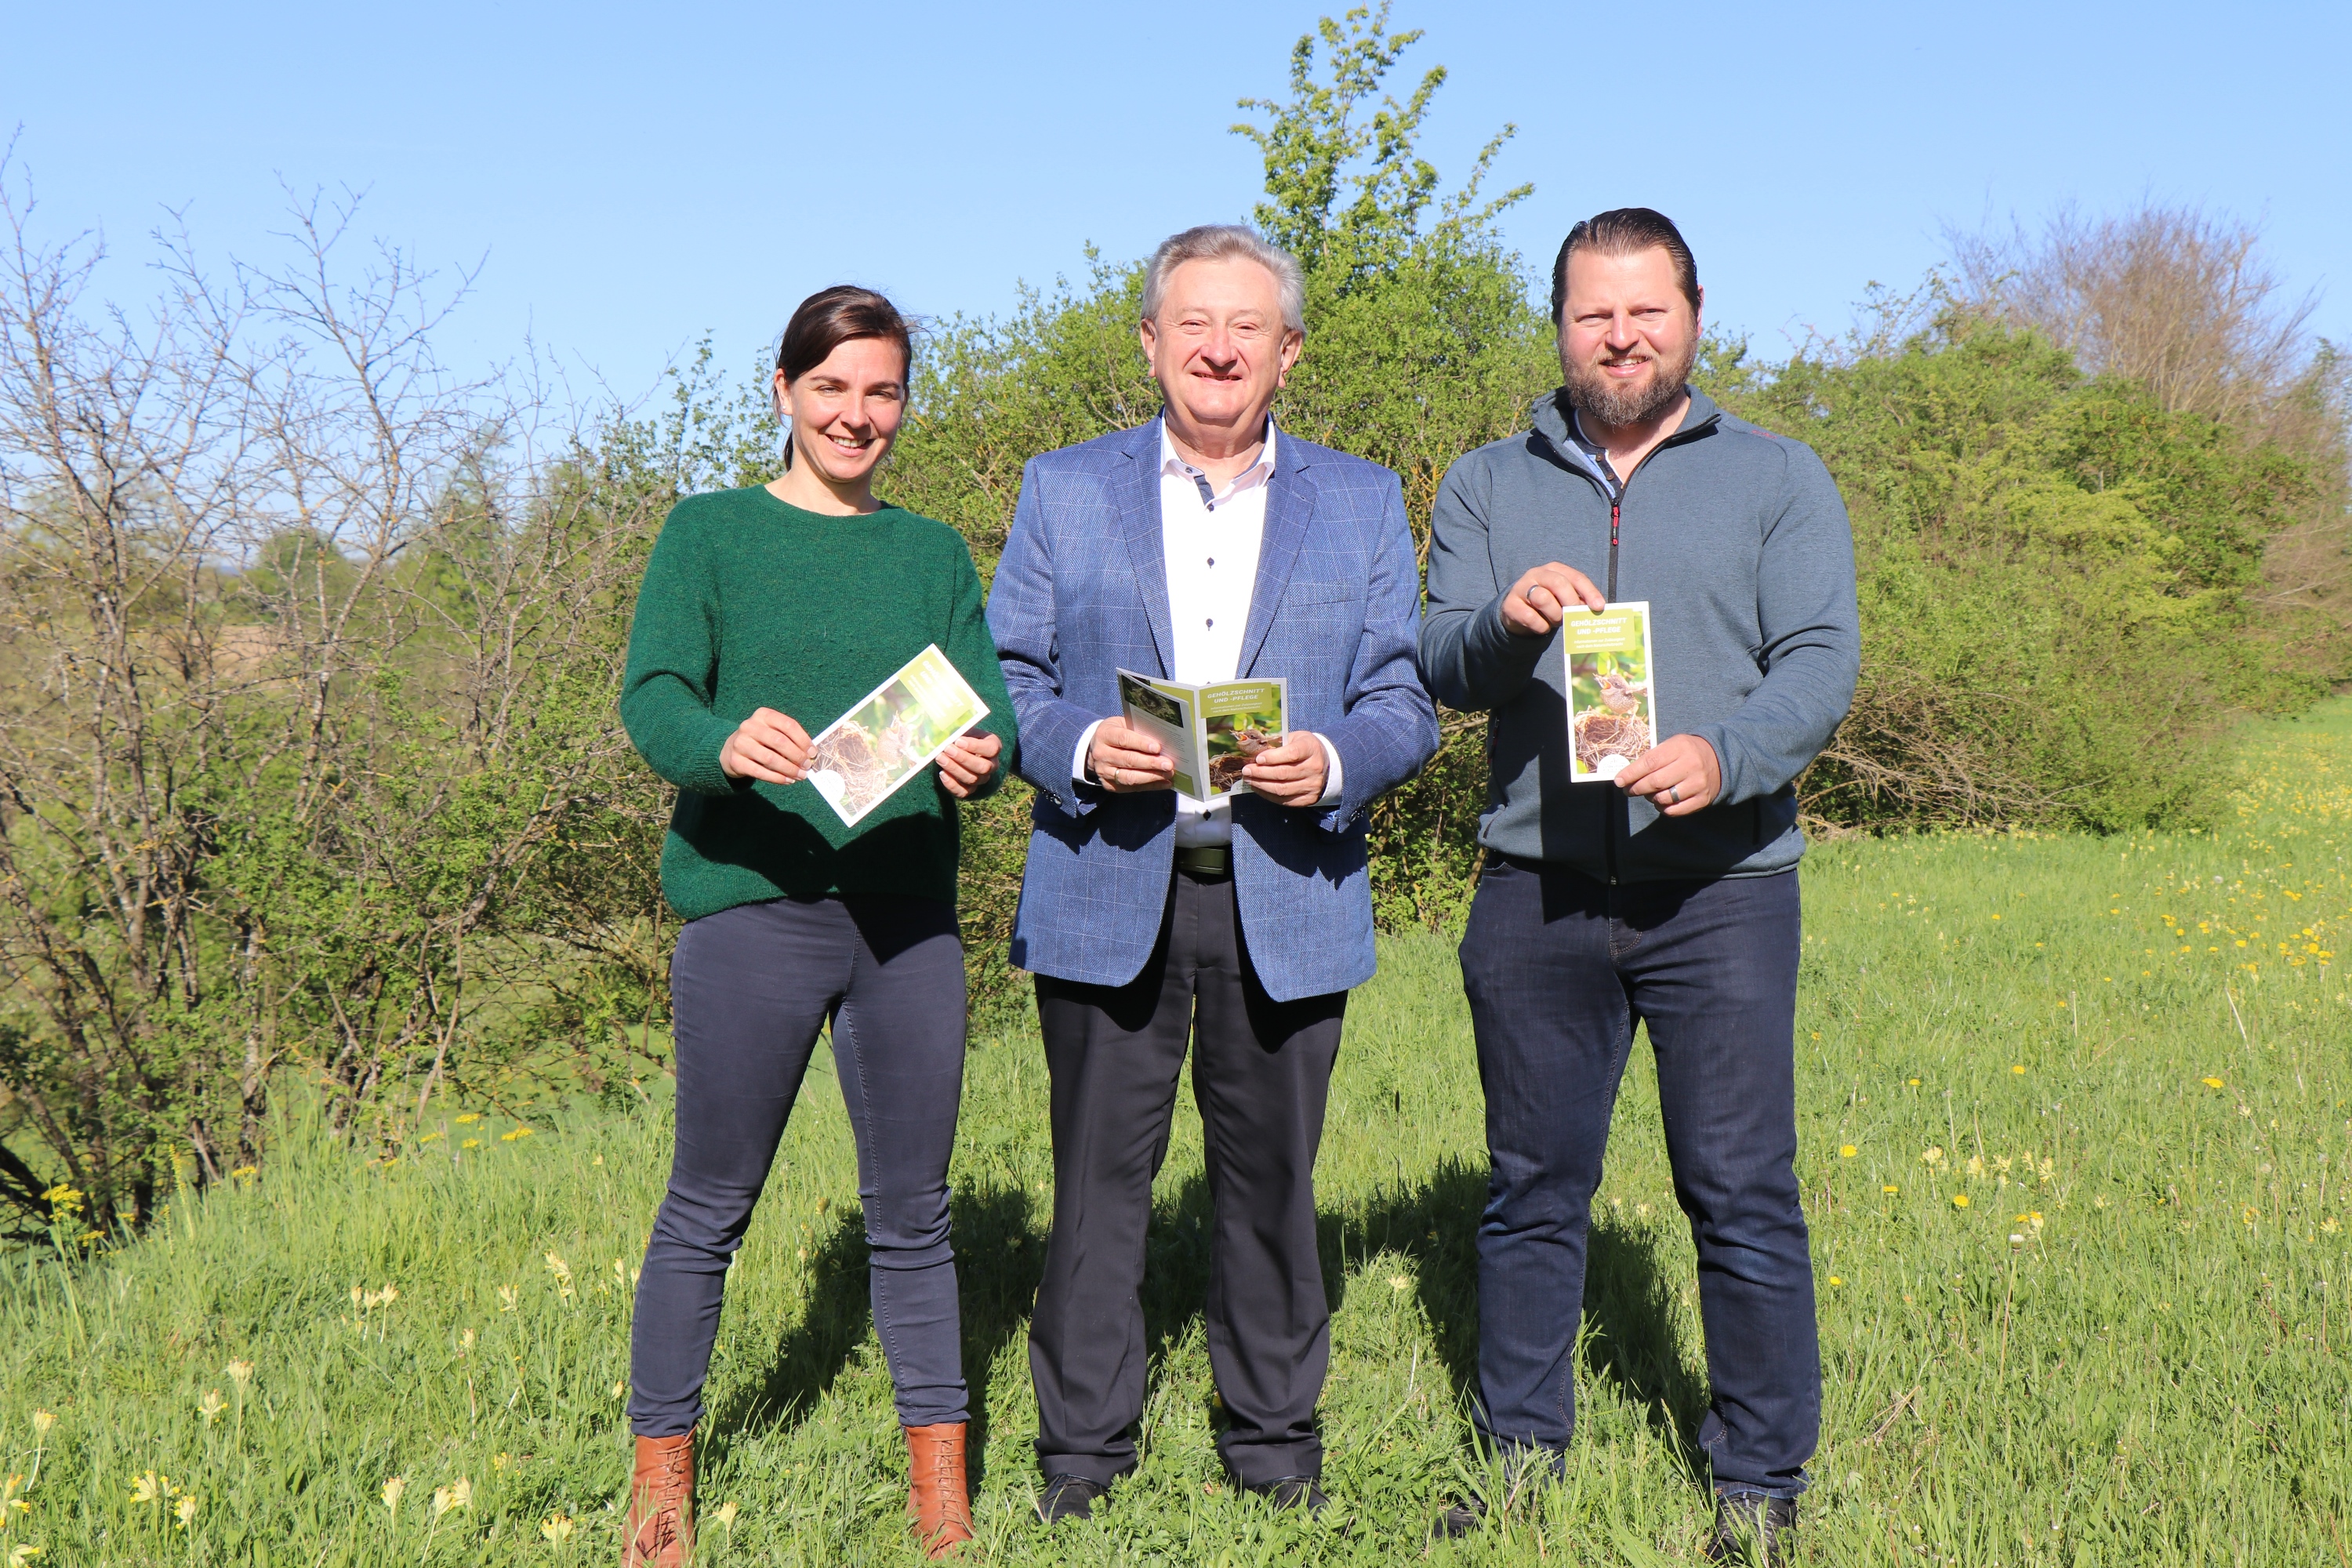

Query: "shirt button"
(1207, 557), (1214, 566)
(1206, 618), (1214, 628)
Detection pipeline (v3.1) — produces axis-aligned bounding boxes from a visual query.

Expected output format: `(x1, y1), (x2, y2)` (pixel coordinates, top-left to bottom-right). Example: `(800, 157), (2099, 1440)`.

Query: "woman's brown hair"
(774, 285), (913, 469)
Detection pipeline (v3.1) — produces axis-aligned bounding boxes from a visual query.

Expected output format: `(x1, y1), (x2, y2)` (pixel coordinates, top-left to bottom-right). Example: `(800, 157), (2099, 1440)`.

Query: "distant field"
(5, 704), (2349, 1565)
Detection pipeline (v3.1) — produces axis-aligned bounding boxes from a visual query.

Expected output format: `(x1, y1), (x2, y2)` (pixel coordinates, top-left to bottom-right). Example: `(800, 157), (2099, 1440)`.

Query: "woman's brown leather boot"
(904, 1421), (973, 1559)
(622, 1430), (695, 1568)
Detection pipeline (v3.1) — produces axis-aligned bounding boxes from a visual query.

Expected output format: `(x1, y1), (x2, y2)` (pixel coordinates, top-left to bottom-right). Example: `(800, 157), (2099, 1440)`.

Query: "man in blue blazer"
(988, 224), (1439, 1519)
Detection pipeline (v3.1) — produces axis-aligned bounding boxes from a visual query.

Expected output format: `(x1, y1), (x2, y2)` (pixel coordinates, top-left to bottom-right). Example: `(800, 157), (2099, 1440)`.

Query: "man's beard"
(1563, 337), (1697, 427)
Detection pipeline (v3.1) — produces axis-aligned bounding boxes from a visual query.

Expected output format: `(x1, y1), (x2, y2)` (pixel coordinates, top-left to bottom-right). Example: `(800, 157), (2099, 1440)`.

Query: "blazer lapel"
(1113, 418), (1174, 677)
(1237, 441), (1312, 678)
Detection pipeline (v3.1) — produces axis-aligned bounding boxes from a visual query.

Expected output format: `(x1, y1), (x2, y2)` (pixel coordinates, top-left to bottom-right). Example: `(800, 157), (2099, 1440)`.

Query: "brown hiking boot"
(622, 1430), (694, 1568)
(904, 1421), (973, 1559)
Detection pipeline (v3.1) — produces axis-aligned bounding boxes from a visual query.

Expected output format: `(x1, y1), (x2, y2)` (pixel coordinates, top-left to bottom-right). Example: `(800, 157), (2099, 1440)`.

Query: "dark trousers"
(630, 894), (969, 1438)
(1028, 867), (1346, 1487)
(1459, 858), (1819, 1498)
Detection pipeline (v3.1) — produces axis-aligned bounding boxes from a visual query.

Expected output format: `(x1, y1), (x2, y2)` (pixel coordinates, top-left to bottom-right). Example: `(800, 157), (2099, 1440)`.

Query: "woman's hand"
(1614, 734), (1721, 816)
(720, 707), (812, 785)
(935, 730), (1003, 799)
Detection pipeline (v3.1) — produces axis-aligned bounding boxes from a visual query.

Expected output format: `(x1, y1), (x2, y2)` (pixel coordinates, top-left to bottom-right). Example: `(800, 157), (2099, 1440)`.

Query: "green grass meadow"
(6, 704), (2352, 1565)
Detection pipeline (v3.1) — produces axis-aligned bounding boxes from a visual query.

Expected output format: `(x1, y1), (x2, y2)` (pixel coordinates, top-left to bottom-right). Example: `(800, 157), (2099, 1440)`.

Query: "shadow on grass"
(1337, 1158), (1711, 1490)
(1579, 1215), (1711, 1481)
(703, 1145), (1707, 1496)
(706, 1185), (1044, 1492)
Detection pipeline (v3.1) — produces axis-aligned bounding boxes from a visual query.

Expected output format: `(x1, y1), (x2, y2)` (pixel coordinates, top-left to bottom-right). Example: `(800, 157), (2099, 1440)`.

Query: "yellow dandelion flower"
(1882, 1185), (1899, 1196)
(1952, 1194), (1970, 1209)
(1838, 1145), (1857, 1159)
(2010, 1064), (2026, 1075)
(2203, 1077), (2225, 1089)
(1828, 1276), (1845, 1287)
(1907, 1078), (1922, 1087)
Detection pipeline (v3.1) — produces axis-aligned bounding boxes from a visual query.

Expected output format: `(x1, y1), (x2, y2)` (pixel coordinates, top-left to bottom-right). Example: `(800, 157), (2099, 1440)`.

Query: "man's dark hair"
(1549, 208), (1701, 322)
(773, 285), (913, 467)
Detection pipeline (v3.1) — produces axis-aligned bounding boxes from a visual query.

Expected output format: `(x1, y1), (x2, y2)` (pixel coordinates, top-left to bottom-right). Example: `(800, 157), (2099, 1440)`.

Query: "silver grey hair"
(1140, 225), (1306, 334)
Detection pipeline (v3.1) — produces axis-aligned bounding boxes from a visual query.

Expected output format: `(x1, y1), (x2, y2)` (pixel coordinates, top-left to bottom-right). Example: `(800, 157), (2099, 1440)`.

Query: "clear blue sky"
(7, 0), (2347, 405)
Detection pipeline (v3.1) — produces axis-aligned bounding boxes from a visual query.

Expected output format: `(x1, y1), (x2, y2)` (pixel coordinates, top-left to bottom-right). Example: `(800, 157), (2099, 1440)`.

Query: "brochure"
(1115, 670), (1288, 804)
(1562, 601), (1659, 783)
(804, 644), (990, 826)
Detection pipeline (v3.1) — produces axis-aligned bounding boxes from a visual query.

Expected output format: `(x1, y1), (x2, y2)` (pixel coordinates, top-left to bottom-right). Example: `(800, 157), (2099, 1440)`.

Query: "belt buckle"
(1176, 845), (1232, 878)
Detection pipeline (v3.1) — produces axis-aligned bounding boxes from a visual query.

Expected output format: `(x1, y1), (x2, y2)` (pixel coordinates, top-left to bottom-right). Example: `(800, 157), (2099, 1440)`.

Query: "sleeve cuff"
(1072, 719), (1105, 786)
(1312, 731), (1344, 806)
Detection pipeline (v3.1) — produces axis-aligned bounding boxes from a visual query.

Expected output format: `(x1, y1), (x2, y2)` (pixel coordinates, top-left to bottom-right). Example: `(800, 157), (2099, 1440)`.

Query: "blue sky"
(6, 0), (2347, 406)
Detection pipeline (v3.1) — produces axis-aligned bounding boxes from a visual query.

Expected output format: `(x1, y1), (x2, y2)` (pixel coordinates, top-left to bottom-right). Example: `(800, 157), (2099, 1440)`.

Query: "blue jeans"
(1459, 858), (1817, 1497)
(629, 894), (968, 1437)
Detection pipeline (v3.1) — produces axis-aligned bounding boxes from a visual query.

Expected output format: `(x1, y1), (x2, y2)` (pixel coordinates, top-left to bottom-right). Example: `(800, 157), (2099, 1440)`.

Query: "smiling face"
(1139, 256), (1302, 447)
(773, 336), (907, 485)
(1558, 245), (1702, 429)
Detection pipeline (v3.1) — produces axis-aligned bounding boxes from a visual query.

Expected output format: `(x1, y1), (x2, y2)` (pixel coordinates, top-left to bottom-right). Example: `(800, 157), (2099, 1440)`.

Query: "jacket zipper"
(1607, 499), (1621, 602)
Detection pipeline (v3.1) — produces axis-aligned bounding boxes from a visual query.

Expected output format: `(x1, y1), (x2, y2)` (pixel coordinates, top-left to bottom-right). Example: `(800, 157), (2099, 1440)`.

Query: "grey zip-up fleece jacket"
(1420, 387), (1860, 883)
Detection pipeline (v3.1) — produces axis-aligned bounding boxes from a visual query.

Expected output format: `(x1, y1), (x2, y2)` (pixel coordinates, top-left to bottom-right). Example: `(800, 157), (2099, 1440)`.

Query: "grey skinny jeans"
(628, 893), (969, 1436)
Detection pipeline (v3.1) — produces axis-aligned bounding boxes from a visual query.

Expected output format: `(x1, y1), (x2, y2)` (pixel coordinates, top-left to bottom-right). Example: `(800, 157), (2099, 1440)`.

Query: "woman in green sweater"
(615, 286), (1015, 1566)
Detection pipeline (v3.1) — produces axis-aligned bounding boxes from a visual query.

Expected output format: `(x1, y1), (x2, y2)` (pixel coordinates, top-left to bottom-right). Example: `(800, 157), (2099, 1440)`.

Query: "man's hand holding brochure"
(1501, 560), (1719, 816)
(1089, 672), (1324, 806)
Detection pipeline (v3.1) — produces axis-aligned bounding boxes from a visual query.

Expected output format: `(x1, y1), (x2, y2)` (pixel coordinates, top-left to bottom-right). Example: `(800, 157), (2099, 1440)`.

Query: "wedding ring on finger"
(1664, 784), (1682, 805)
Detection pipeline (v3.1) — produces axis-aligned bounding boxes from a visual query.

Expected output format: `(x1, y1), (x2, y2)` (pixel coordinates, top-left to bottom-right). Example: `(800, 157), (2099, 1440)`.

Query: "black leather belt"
(1174, 844), (1232, 879)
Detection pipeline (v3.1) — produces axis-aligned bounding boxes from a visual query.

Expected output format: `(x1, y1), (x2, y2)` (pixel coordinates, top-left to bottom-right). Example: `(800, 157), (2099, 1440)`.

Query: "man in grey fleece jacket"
(1421, 209), (1857, 1565)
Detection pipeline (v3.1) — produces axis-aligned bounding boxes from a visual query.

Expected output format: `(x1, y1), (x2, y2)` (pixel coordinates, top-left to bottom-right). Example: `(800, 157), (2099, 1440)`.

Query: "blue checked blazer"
(987, 416), (1440, 1003)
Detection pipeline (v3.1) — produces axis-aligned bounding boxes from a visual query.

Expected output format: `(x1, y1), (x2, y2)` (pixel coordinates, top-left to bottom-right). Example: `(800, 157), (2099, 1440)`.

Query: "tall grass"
(5, 703), (2350, 1565)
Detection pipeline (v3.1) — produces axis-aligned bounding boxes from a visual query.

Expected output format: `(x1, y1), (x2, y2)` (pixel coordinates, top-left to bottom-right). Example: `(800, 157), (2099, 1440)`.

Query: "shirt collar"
(1159, 419), (1278, 506)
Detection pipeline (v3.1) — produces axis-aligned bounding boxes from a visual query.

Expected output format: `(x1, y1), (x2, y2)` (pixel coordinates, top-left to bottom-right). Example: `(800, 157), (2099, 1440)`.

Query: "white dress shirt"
(1073, 421), (1343, 845)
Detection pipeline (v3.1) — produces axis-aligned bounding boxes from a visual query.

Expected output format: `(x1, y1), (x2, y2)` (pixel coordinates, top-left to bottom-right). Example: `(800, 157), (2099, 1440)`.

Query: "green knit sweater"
(619, 486), (1018, 916)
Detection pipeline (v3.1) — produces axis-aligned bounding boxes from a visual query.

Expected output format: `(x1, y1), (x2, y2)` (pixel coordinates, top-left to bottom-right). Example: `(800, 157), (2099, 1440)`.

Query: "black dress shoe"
(1036, 1473), (1109, 1523)
(1242, 1475), (1327, 1513)
(1430, 1497), (1484, 1539)
(1705, 1493), (1797, 1565)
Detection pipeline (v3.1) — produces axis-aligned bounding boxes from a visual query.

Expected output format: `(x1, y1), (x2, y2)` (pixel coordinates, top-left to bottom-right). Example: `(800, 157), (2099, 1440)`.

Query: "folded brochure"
(804, 644), (990, 826)
(1562, 601), (1658, 783)
(1115, 670), (1287, 804)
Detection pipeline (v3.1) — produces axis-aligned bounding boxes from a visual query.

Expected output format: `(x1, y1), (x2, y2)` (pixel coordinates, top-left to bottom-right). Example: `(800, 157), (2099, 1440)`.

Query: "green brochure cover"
(1562, 601), (1658, 783)
(1116, 670), (1289, 804)
(804, 644), (989, 826)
